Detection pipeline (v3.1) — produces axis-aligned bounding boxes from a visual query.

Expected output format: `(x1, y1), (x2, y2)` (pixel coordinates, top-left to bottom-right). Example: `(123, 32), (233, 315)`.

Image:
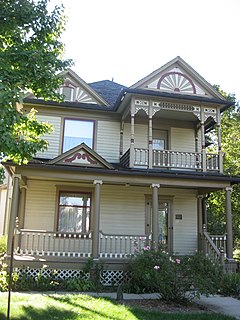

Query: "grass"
(0, 292), (236, 320)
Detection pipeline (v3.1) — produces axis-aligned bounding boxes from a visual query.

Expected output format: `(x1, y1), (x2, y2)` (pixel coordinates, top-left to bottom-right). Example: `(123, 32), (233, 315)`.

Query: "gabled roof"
(26, 69), (110, 107)
(48, 143), (114, 169)
(89, 80), (126, 106)
(130, 56), (227, 101)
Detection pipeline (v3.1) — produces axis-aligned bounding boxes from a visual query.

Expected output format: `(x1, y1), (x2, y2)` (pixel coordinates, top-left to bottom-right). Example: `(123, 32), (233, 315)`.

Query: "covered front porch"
(7, 173), (236, 271)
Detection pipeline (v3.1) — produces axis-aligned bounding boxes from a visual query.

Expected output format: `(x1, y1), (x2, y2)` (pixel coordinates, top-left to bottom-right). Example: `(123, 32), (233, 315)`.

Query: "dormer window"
(62, 118), (95, 152)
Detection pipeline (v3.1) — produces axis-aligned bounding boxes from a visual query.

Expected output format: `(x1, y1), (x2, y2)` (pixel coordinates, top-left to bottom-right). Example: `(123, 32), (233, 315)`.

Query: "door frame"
(145, 196), (173, 254)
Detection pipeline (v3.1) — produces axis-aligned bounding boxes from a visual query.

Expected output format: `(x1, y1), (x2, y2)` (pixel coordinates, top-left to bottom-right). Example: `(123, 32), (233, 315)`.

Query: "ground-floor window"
(57, 191), (91, 233)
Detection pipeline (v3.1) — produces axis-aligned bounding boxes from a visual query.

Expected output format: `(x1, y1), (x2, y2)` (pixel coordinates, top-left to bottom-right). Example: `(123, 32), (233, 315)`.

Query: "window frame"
(56, 190), (92, 235)
(61, 118), (96, 153)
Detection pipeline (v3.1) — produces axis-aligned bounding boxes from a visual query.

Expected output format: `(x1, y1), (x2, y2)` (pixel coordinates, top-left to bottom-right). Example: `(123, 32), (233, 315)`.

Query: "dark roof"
(89, 80), (126, 106)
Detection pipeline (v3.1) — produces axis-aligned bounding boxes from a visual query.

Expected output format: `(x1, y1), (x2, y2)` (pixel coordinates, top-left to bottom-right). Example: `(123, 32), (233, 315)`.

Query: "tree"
(0, 0), (72, 174)
(207, 87), (240, 248)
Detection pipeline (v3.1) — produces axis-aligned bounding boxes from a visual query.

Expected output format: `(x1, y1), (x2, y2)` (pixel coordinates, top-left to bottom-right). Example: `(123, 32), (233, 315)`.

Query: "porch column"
(92, 180), (103, 259)
(200, 107), (206, 171)
(148, 106), (153, 169)
(202, 195), (207, 229)
(216, 108), (223, 173)
(129, 99), (135, 168)
(18, 186), (27, 229)
(151, 184), (160, 250)
(197, 195), (203, 251)
(226, 187), (233, 259)
(7, 175), (21, 255)
(119, 120), (124, 157)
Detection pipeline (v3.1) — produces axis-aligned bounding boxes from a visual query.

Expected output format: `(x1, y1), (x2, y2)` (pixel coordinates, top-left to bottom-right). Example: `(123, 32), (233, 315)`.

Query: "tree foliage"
(207, 86), (240, 247)
(0, 0), (72, 168)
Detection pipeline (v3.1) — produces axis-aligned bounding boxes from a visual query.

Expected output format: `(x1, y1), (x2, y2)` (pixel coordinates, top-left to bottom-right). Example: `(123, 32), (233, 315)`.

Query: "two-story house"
(3, 56), (239, 284)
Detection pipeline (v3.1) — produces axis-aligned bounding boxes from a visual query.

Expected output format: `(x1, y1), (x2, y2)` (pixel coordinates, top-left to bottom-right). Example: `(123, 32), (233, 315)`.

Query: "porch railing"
(210, 234), (227, 256)
(15, 229), (92, 258)
(202, 231), (225, 265)
(133, 148), (219, 171)
(99, 231), (151, 258)
(14, 229), (151, 259)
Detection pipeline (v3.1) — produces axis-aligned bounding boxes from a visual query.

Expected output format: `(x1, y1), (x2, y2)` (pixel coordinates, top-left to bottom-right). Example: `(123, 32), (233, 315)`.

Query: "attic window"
(62, 85), (74, 101)
(61, 80), (75, 101)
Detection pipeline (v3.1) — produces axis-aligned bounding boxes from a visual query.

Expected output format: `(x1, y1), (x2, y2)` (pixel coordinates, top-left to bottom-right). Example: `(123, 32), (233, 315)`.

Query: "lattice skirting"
(15, 268), (129, 286)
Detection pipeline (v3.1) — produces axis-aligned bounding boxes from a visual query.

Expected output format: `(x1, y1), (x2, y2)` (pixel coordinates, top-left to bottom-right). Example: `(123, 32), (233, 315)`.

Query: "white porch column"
(151, 184), (160, 250)
(129, 99), (135, 168)
(216, 108), (223, 173)
(7, 175), (21, 255)
(226, 186), (233, 259)
(200, 107), (206, 171)
(148, 106), (153, 169)
(92, 180), (103, 259)
(18, 186), (27, 229)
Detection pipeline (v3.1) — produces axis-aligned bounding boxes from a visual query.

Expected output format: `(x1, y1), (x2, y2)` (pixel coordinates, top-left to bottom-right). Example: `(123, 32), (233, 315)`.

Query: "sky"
(52, 0), (240, 101)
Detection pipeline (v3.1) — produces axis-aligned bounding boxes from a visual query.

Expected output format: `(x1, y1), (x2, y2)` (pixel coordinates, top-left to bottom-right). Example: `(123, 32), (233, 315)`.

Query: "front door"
(146, 200), (173, 253)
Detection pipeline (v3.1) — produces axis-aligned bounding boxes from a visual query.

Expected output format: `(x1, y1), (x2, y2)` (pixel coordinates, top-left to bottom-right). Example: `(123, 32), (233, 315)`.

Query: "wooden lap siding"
(23, 180), (198, 256)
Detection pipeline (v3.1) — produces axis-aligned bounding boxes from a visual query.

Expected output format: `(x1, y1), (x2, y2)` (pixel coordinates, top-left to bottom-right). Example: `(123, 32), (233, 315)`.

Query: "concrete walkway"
(197, 295), (240, 320)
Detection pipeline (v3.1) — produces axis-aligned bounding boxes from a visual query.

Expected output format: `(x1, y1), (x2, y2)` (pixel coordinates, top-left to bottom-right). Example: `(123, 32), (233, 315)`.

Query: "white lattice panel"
(100, 270), (129, 286)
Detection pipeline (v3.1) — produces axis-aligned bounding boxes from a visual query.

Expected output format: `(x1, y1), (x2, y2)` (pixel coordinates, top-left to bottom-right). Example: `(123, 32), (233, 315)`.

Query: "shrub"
(125, 249), (224, 302)
(0, 236), (7, 257)
(219, 272), (240, 297)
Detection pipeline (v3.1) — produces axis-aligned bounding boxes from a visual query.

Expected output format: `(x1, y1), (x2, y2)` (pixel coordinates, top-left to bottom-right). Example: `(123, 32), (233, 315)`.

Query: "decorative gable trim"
(48, 143), (114, 169)
(58, 69), (110, 106)
(130, 56), (226, 101)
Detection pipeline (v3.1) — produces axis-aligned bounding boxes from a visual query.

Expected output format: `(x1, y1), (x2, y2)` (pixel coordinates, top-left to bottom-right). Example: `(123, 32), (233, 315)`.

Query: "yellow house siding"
(170, 127), (195, 152)
(96, 120), (120, 163)
(100, 185), (147, 235)
(24, 180), (56, 230)
(123, 123), (148, 154)
(173, 192), (198, 255)
(35, 115), (61, 159)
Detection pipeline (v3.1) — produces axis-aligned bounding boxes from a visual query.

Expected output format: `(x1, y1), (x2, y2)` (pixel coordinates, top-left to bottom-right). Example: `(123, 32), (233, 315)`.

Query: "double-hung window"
(57, 192), (91, 234)
(62, 119), (94, 152)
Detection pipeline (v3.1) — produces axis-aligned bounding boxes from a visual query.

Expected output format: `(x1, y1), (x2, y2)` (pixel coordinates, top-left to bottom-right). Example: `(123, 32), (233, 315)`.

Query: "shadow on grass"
(0, 306), (78, 320)
(49, 294), (127, 320)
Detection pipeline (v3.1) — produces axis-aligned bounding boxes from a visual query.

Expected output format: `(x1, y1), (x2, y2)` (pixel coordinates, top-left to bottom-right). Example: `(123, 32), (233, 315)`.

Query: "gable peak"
(131, 56), (225, 101)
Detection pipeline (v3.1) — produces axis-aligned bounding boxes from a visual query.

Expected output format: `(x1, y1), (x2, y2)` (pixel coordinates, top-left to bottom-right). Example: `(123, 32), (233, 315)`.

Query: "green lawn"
(0, 293), (235, 320)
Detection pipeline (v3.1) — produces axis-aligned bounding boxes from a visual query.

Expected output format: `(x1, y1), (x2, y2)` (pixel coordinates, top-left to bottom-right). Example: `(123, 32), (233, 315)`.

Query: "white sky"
(53, 0), (240, 101)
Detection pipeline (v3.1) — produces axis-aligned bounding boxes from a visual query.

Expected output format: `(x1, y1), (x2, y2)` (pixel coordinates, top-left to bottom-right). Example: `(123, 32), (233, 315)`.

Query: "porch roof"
(4, 159), (240, 185)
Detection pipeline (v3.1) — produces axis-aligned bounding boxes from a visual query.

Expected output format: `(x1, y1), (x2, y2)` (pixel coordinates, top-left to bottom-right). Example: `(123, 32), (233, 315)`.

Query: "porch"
(121, 148), (220, 171)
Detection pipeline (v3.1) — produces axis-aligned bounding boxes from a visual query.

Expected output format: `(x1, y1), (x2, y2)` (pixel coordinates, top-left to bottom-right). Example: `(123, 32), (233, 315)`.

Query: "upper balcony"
(119, 97), (224, 173)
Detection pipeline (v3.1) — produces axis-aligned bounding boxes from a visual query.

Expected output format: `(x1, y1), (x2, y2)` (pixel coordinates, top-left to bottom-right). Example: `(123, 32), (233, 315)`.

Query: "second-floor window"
(63, 119), (94, 152)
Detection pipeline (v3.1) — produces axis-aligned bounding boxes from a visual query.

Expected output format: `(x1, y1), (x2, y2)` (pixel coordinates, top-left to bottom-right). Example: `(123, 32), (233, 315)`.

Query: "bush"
(0, 236), (7, 257)
(125, 249), (224, 302)
(219, 272), (240, 297)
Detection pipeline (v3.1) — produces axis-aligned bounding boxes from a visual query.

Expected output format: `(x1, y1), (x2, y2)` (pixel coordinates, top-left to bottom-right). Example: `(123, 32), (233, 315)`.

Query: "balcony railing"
(14, 229), (150, 259)
(133, 148), (219, 171)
